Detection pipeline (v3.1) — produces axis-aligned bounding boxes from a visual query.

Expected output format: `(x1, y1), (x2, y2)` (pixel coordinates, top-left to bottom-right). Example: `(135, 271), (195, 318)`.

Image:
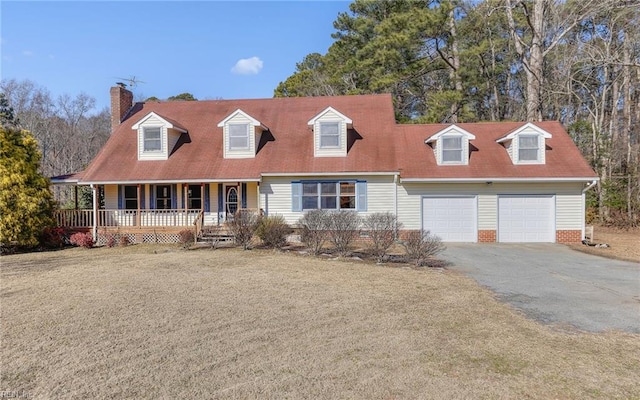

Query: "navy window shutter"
(217, 183), (223, 213)
(117, 185), (123, 209)
(140, 185), (145, 209)
(356, 181), (367, 212)
(171, 184), (177, 209)
(204, 184), (210, 212)
(241, 183), (247, 209)
(149, 185), (155, 209)
(291, 182), (302, 212)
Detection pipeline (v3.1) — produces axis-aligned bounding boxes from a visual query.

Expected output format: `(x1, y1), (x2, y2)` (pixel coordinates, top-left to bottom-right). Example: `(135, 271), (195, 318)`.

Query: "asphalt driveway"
(442, 244), (640, 333)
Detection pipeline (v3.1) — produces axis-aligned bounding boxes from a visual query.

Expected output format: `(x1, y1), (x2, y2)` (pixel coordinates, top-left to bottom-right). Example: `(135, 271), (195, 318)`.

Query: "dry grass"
(1, 245), (639, 399)
(570, 225), (640, 263)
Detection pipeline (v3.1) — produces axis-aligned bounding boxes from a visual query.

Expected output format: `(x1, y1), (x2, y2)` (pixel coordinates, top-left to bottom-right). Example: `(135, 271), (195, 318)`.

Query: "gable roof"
(425, 124), (476, 143)
(78, 94), (597, 184)
(496, 122), (552, 143)
(131, 111), (187, 132)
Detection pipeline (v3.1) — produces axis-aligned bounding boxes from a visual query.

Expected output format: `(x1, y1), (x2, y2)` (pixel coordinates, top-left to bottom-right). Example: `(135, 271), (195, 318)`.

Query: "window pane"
(321, 196), (337, 209)
(519, 149), (538, 161)
(229, 136), (248, 149)
(302, 196), (318, 210)
(321, 182), (336, 195)
(189, 199), (202, 209)
(320, 122), (340, 148)
(320, 135), (339, 148)
(442, 136), (462, 150)
(229, 124), (248, 136)
(340, 182), (355, 195)
(519, 135), (538, 149)
(124, 186), (137, 198)
(125, 199), (138, 210)
(302, 183), (318, 195)
(188, 185), (201, 198)
(443, 149), (463, 162)
(320, 122), (339, 135)
(340, 196), (356, 209)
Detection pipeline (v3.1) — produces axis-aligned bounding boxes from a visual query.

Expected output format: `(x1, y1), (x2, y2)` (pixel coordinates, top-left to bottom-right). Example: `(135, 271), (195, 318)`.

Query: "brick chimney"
(110, 83), (133, 132)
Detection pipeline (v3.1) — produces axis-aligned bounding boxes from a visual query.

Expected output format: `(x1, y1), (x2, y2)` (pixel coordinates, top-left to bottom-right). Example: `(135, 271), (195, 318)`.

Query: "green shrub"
(256, 215), (291, 249)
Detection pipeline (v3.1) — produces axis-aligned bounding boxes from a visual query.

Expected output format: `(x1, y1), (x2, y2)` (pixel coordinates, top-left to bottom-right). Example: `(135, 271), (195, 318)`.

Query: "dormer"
(307, 106), (353, 157)
(425, 125), (476, 165)
(132, 112), (187, 161)
(217, 109), (266, 159)
(496, 122), (552, 165)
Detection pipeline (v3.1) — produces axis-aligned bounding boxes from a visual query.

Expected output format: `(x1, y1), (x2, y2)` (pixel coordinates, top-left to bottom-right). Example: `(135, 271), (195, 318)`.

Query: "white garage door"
(498, 195), (555, 242)
(422, 196), (477, 242)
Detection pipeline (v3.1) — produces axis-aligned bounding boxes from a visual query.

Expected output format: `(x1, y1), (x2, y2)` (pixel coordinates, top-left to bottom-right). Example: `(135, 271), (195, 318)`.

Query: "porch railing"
(55, 209), (201, 228)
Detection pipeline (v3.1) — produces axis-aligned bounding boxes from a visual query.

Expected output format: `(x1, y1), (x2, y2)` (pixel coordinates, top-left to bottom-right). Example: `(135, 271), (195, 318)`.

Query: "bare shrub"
(326, 210), (360, 256)
(298, 209), (329, 255)
(256, 215), (291, 249)
(401, 230), (445, 267)
(69, 232), (94, 249)
(106, 234), (117, 248)
(363, 212), (402, 263)
(229, 210), (260, 250)
(119, 235), (130, 247)
(178, 229), (195, 248)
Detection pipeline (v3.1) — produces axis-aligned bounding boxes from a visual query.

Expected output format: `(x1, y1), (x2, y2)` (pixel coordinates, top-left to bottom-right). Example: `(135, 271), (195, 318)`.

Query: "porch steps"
(196, 226), (235, 246)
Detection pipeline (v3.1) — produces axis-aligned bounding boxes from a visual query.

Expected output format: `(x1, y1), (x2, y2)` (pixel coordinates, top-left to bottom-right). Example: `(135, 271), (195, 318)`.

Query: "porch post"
(200, 183), (205, 212)
(137, 184), (141, 227)
(91, 184), (98, 242)
(256, 182), (260, 213)
(74, 186), (79, 210)
(184, 183), (188, 213)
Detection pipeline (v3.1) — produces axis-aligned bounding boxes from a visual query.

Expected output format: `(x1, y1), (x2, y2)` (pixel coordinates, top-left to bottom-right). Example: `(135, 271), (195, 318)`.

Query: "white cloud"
(22, 50), (34, 57)
(231, 56), (263, 75)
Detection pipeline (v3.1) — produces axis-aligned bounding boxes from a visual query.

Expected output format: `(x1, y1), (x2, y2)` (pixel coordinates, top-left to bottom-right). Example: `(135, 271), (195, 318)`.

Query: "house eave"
(80, 178), (262, 185)
(400, 177), (599, 183)
(261, 171), (400, 177)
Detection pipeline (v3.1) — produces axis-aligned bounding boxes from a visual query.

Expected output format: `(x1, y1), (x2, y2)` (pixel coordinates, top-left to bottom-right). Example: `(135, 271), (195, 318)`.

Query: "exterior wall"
(104, 184), (118, 209)
(556, 230), (582, 243)
(312, 109), (348, 157)
(478, 230), (497, 242)
(397, 182), (585, 241)
(222, 113), (256, 159)
(260, 175), (396, 225)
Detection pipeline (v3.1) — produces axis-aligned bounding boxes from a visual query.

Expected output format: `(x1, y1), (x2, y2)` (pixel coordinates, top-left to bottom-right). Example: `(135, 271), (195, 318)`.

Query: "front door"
(226, 186), (239, 219)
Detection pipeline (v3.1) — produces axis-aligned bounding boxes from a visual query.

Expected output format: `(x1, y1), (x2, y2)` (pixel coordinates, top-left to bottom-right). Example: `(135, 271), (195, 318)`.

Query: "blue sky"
(1, 1), (350, 111)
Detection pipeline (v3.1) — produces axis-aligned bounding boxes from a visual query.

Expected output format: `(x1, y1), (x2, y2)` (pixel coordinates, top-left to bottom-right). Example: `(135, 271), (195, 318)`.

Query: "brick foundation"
(478, 230), (497, 243)
(556, 230), (582, 243)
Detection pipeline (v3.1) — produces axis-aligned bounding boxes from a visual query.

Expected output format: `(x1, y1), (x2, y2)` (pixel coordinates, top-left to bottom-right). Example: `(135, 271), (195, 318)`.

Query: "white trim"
(496, 122), (552, 143)
(400, 177), (598, 183)
(425, 124), (476, 143)
(217, 109), (265, 129)
(131, 112), (187, 132)
(262, 171), (399, 177)
(307, 106), (352, 126)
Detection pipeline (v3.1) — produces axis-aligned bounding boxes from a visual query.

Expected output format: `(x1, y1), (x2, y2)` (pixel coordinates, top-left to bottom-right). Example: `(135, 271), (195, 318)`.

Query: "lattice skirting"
(96, 231), (182, 245)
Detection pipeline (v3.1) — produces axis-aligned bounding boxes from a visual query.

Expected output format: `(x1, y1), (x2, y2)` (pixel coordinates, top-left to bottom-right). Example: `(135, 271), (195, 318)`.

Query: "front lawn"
(1, 246), (639, 399)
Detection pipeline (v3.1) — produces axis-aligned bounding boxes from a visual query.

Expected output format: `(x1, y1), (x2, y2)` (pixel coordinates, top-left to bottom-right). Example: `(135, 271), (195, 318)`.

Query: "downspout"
(91, 184), (98, 242)
(581, 180), (598, 240)
(394, 174), (399, 239)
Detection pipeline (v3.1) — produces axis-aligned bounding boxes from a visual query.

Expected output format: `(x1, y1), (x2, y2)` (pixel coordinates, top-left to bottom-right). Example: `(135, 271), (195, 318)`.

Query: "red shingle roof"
(79, 94), (596, 183)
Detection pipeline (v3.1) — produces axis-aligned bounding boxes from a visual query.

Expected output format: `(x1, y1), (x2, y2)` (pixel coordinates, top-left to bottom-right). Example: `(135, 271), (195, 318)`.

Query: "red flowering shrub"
(69, 232), (94, 249)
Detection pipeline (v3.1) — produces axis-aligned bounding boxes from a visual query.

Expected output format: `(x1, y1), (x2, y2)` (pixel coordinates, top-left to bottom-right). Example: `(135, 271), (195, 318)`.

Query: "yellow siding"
(104, 185), (118, 209)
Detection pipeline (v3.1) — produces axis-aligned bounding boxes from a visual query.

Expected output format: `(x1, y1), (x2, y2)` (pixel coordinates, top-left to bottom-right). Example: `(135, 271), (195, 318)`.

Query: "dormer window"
(518, 135), (539, 162)
(308, 107), (353, 157)
(228, 123), (250, 150)
(442, 136), (463, 163)
(217, 109), (266, 159)
(132, 112), (187, 161)
(425, 125), (475, 166)
(496, 122), (551, 165)
(143, 127), (162, 152)
(319, 122), (340, 148)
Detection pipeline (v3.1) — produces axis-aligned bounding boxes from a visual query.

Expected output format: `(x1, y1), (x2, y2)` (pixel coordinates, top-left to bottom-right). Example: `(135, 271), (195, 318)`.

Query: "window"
(188, 185), (202, 209)
(124, 186), (138, 210)
(519, 135), (539, 161)
(301, 181), (357, 210)
(442, 136), (463, 163)
(228, 123), (249, 150)
(156, 185), (172, 209)
(319, 122), (340, 148)
(143, 127), (162, 152)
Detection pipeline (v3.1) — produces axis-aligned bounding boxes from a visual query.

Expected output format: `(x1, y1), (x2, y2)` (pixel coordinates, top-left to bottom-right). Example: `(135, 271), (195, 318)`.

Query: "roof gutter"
(261, 171), (400, 177)
(400, 177), (599, 184)
(80, 178), (261, 185)
(582, 179), (598, 193)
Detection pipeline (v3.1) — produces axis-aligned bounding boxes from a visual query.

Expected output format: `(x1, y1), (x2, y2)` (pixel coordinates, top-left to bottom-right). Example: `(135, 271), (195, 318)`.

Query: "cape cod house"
(53, 85), (598, 244)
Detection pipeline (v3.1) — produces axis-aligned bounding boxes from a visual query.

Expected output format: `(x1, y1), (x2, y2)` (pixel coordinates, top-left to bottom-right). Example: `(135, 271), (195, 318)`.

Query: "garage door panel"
(499, 195), (554, 243)
(422, 196), (477, 242)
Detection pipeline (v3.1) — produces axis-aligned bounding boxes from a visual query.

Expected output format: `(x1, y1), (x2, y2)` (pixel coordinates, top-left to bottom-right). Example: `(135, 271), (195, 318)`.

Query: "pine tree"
(0, 125), (55, 249)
